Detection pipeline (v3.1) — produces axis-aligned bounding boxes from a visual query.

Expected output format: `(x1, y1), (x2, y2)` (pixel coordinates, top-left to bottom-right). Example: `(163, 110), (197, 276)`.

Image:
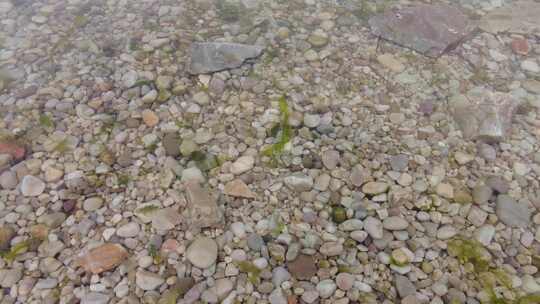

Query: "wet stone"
(369, 4), (475, 58)
(496, 195), (531, 228)
(189, 42), (264, 74)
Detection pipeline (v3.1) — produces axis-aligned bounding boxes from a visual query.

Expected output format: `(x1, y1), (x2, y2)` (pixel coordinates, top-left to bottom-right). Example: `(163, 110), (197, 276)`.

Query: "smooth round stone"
(83, 197), (104, 211)
(0, 171), (17, 189)
(350, 230), (368, 242)
(362, 182), (389, 195)
(339, 219), (363, 231)
(268, 288), (287, 304)
(186, 237), (218, 269)
(272, 267), (291, 287)
(383, 216), (409, 230)
(230, 222), (246, 238)
(247, 233), (264, 251)
(390, 154), (408, 171)
(230, 156), (255, 175)
(304, 114), (321, 128)
(20, 175), (45, 197)
(473, 184), (492, 204)
(135, 270), (164, 290)
(302, 290), (319, 304)
(336, 273), (355, 291)
(316, 279), (336, 298)
(437, 225), (457, 240)
(116, 222), (140, 238)
(308, 29), (329, 47)
(364, 217), (383, 239)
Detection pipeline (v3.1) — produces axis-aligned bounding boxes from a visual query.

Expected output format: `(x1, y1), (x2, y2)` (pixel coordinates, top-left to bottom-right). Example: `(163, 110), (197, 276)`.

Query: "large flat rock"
(479, 1), (540, 34)
(188, 42), (264, 74)
(369, 4), (475, 58)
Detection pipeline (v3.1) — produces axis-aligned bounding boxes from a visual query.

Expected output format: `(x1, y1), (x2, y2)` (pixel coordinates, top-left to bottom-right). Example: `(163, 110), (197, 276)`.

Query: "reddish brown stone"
(0, 140), (25, 160)
(511, 38), (529, 55)
(287, 295), (298, 304)
(223, 179), (256, 198)
(76, 243), (128, 274)
(287, 255), (317, 280)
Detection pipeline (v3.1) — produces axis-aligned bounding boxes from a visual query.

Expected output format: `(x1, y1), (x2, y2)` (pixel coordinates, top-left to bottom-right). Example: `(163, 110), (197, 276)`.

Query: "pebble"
(395, 275), (416, 298)
(284, 174), (314, 192)
(186, 237), (218, 268)
(475, 225), (496, 246)
(116, 222), (140, 238)
(141, 109), (159, 127)
(316, 279), (336, 298)
(496, 195), (531, 228)
(339, 219), (363, 231)
(247, 233), (264, 251)
(268, 288), (287, 304)
(473, 184), (492, 204)
(350, 230), (368, 242)
(20, 175), (45, 197)
(287, 255), (317, 280)
(362, 182), (389, 195)
(336, 272), (355, 290)
(304, 114), (321, 128)
(76, 243), (128, 274)
(80, 292), (110, 304)
(436, 183), (454, 199)
(383, 216), (409, 230)
(302, 290), (319, 304)
(319, 242), (343, 256)
(162, 133), (181, 157)
(272, 267), (291, 287)
(83, 197), (104, 211)
(322, 150), (339, 170)
(437, 225), (457, 240)
(230, 222), (246, 238)
(521, 60), (540, 73)
(230, 156), (255, 175)
(135, 270), (164, 290)
(364, 217), (383, 239)
(0, 171), (17, 189)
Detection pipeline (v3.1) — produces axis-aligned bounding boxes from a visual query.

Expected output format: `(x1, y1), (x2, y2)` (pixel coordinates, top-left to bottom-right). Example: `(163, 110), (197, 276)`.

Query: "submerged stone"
(188, 42), (264, 74)
(369, 4), (475, 58)
(450, 91), (519, 143)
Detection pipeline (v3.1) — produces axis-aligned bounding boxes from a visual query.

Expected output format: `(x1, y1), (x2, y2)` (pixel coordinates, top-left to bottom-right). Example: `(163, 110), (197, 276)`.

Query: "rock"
(473, 184), (492, 204)
(362, 182), (389, 195)
(76, 243), (128, 274)
(308, 29), (329, 47)
(268, 288), (287, 304)
(185, 180), (223, 228)
(223, 179), (256, 198)
(180, 139), (198, 157)
(436, 183), (454, 199)
(83, 197), (104, 211)
(485, 176), (509, 194)
(136, 270), (164, 290)
(0, 226), (15, 251)
(364, 217), (384, 239)
(20, 175), (45, 197)
(475, 225), (495, 246)
(272, 267), (291, 287)
(287, 255), (317, 280)
(142, 109), (159, 127)
(383, 216), (409, 230)
(390, 154), (408, 171)
(303, 114), (321, 128)
(320, 242), (343, 256)
(0, 171), (17, 189)
(511, 38), (529, 55)
(230, 222), (246, 238)
(454, 152), (474, 165)
(395, 275), (416, 298)
(230, 155), (255, 175)
(479, 1), (540, 34)
(189, 42), (264, 74)
(392, 248), (411, 265)
(284, 174), (314, 192)
(0, 140), (25, 160)
(0, 1), (14, 14)
(186, 237), (218, 268)
(181, 167), (205, 183)
(437, 225), (457, 240)
(350, 231), (368, 242)
(350, 165), (368, 187)
(316, 279), (336, 298)
(336, 273), (355, 290)
(339, 219), (363, 231)
(0, 268), (22, 288)
(521, 60), (540, 73)
(302, 290), (319, 304)
(467, 206), (488, 226)
(151, 208), (182, 231)
(80, 292), (110, 304)
(450, 91), (519, 143)
(377, 54), (404, 72)
(162, 133), (181, 157)
(369, 4), (475, 58)
(116, 222), (140, 238)
(322, 150), (339, 170)
(247, 233), (264, 251)
(496, 195), (531, 228)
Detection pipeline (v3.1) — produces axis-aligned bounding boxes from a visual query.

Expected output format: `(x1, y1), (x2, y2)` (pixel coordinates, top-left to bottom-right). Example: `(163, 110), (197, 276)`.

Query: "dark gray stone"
(369, 4), (475, 58)
(188, 42), (264, 74)
(496, 195), (531, 228)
